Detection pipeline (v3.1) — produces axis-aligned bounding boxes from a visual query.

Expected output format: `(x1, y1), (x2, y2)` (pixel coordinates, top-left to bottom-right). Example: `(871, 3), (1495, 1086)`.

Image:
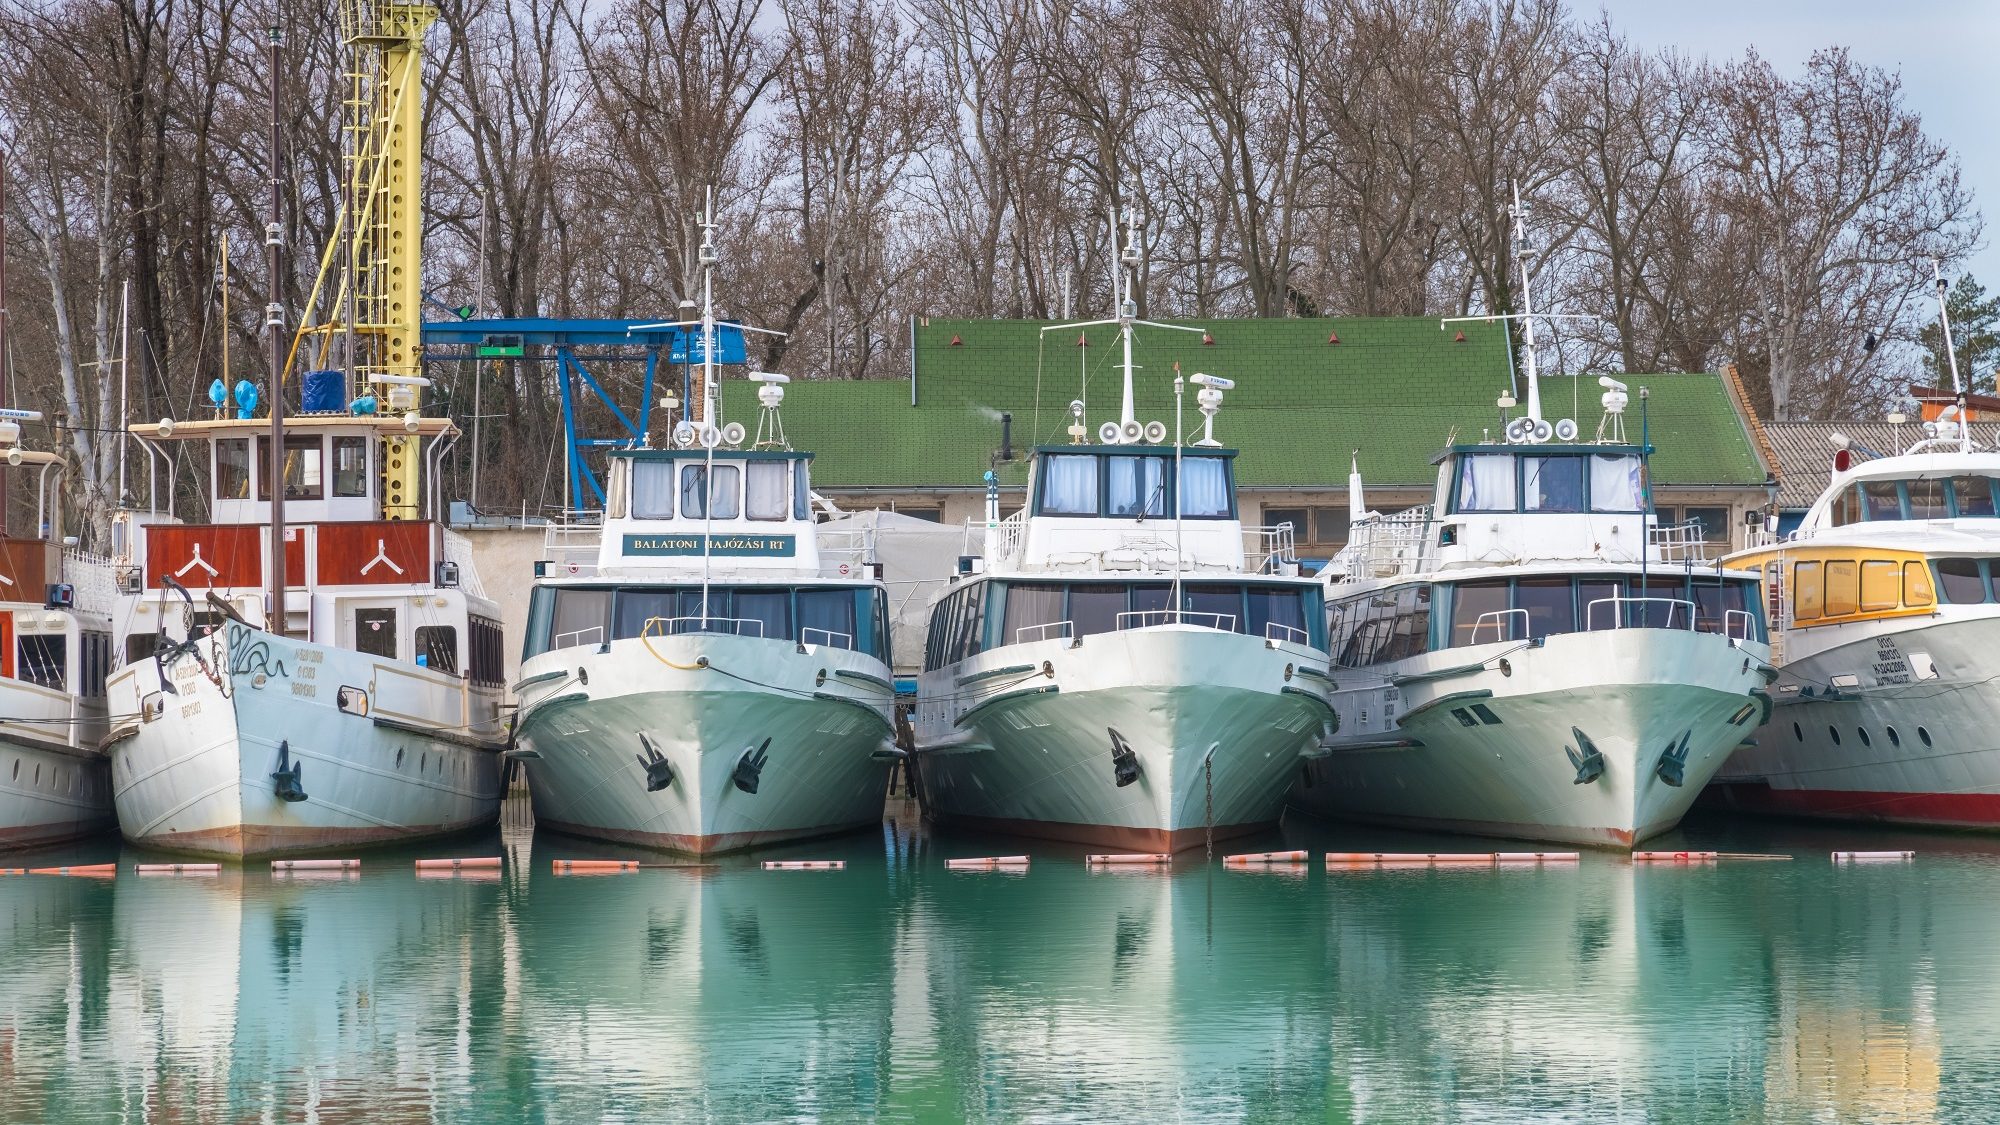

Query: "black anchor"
(1565, 726), (1605, 786)
(1655, 729), (1692, 787)
(1108, 727), (1141, 788)
(733, 738), (772, 794)
(272, 740), (308, 803)
(635, 732), (676, 793)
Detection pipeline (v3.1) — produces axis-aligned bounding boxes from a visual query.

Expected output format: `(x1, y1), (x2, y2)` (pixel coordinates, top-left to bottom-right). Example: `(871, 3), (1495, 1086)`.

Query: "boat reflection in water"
(0, 824), (1994, 1119)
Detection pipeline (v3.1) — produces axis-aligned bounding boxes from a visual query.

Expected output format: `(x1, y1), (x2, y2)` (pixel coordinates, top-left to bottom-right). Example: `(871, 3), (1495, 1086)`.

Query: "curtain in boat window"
(1040, 455), (1099, 514)
(735, 589), (791, 640)
(1000, 583), (1066, 644)
(793, 460), (812, 519)
(1523, 456), (1585, 512)
(708, 464), (741, 518)
(614, 588), (677, 638)
(1589, 454), (1645, 512)
(798, 589), (858, 648)
(1107, 455), (1167, 517)
(681, 464), (709, 517)
(1178, 457), (1231, 517)
(1456, 454), (1513, 511)
(746, 461), (788, 520)
(632, 462), (675, 519)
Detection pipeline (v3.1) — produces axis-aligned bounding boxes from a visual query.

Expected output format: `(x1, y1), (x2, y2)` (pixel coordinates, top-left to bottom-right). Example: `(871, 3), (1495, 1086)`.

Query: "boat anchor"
(272, 740), (308, 803)
(1108, 727), (1141, 787)
(1565, 726), (1604, 785)
(733, 738), (772, 794)
(636, 732), (675, 792)
(1655, 730), (1692, 787)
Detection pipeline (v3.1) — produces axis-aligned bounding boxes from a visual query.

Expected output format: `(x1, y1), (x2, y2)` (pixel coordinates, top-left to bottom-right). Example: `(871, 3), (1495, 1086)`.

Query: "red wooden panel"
(0, 613), (13, 679)
(0, 537), (54, 598)
(315, 521), (434, 586)
(146, 525), (266, 589)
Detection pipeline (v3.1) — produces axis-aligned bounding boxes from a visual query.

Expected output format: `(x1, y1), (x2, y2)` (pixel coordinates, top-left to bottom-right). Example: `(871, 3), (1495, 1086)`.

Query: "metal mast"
(266, 26), (289, 628)
(338, 0), (436, 520)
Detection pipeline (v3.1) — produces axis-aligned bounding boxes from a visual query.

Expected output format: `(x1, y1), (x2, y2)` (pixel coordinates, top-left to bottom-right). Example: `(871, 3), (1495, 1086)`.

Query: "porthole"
(1793, 722), (1804, 742)
(420, 753), (427, 774)
(1828, 726), (1842, 746)
(396, 747), (405, 768)
(1919, 726), (1934, 747)
(1858, 728), (1872, 748)
(1887, 726), (1901, 746)
(9, 759), (15, 781)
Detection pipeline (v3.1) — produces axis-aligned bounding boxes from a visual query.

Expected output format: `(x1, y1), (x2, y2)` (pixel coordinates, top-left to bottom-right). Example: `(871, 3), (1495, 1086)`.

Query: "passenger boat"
(1708, 266), (2000, 828)
(910, 213), (1334, 853)
(0, 437), (119, 848)
(510, 208), (898, 855)
(98, 11), (508, 858)
(1290, 188), (1774, 848)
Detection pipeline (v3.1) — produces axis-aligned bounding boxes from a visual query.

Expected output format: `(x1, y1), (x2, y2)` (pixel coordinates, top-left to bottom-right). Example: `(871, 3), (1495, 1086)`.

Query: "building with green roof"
(722, 316), (1776, 559)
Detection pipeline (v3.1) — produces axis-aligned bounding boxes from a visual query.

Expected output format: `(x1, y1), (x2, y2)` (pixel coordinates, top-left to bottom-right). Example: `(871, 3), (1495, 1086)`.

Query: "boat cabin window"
(17, 634), (65, 690)
(1332, 574), (1764, 662)
(794, 461), (811, 519)
(216, 438), (253, 500)
(633, 461), (676, 519)
(415, 625), (458, 673)
(469, 616), (505, 685)
(354, 608), (398, 659)
(936, 579), (1323, 667)
(1934, 557), (1991, 603)
(1789, 556), (1936, 623)
(1831, 476), (2000, 525)
(1033, 450), (1237, 519)
(257, 435), (327, 501)
(746, 461), (789, 521)
(680, 463), (742, 519)
(526, 584), (886, 661)
(1450, 451), (1648, 515)
(331, 436), (371, 497)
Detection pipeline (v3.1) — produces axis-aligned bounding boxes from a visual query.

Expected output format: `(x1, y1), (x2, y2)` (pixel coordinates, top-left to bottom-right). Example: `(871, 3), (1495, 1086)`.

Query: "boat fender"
(733, 738), (772, 794)
(1565, 726), (1604, 785)
(1108, 727), (1141, 787)
(272, 740), (308, 803)
(637, 732), (675, 792)
(1655, 729), (1691, 787)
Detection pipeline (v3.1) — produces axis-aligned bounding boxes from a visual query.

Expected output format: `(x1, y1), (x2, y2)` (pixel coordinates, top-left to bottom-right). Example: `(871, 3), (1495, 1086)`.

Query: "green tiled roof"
(721, 317), (1767, 490)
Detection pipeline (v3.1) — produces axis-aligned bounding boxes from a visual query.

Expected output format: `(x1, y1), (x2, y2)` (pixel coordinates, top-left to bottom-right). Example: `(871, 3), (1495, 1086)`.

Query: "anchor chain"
(1204, 753), (1214, 861)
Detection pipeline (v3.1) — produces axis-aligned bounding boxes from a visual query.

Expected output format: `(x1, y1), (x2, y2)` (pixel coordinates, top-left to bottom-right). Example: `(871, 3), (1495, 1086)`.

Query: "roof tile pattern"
(721, 317), (1768, 491)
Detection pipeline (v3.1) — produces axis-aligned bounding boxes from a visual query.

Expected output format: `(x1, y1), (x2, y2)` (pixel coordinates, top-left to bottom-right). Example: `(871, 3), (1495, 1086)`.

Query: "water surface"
(3, 805), (1996, 1122)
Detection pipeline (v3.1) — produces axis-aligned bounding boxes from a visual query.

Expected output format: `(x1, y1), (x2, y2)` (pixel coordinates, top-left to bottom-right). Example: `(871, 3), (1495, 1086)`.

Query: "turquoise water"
(4, 804), (1997, 1123)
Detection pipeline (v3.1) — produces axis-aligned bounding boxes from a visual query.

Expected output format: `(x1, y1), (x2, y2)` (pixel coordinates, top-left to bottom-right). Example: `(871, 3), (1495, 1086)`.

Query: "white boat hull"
(915, 627), (1332, 852)
(104, 622), (506, 858)
(0, 679), (115, 848)
(1297, 629), (1772, 848)
(1709, 615), (2000, 827)
(515, 632), (897, 854)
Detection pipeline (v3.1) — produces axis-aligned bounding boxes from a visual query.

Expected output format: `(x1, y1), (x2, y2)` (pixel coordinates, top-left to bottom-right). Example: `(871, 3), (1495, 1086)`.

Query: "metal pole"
(0, 153), (11, 533)
(266, 26), (288, 632)
(117, 281), (130, 506)
(471, 191), (486, 508)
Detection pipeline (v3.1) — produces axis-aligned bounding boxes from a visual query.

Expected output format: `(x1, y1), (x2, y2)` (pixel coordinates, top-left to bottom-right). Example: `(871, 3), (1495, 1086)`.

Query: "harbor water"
(4, 796), (1996, 1123)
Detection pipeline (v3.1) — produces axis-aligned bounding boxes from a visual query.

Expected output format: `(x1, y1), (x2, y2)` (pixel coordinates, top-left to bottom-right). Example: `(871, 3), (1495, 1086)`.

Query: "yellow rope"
(640, 617), (710, 671)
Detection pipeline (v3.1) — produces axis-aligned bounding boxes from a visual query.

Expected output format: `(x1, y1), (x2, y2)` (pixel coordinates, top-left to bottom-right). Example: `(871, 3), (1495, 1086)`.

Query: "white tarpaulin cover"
(817, 509), (968, 678)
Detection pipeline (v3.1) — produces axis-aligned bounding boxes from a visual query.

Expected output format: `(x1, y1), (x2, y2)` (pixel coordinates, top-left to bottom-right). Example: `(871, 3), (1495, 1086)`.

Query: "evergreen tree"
(1918, 274), (2000, 392)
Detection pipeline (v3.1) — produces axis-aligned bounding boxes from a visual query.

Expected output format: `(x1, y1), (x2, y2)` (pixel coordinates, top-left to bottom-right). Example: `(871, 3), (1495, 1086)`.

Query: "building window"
(894, 505), (943, 523)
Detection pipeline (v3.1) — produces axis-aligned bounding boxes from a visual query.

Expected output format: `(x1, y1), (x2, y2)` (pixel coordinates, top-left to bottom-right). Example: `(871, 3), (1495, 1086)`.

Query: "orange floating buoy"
(414, 857), (502, 870)
(417, 868), (501, 881)
(271, 859), (361, 871)
(552, 859), (640, 874)
(762, 860), (845, 870)
(1324, 851), (1577, 867)
(1493, 852), (1581, 863)
(1223, 850), (1309, 865)
(945, 856), (1030, 870)
(1634, 851), (1718, 863)
(1833, 850), (1915, 861)
(0, 868), (26, 876)
(28, 863), (117, 878)
(1085, 853), (1171, 865)
(137, 863), (221, 875)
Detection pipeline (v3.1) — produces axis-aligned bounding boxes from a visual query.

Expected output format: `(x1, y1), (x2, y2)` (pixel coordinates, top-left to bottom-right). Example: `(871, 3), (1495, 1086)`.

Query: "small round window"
(1919, 726), (1934, 747)
(1886, 726), (1901, 746)
(1858, 728), (1872, 747)
(1829, 726), (1842, 746)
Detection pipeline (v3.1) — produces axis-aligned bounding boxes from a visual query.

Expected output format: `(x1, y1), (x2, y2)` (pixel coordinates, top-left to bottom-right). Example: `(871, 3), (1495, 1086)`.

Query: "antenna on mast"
(1932, 260), (1973, 454)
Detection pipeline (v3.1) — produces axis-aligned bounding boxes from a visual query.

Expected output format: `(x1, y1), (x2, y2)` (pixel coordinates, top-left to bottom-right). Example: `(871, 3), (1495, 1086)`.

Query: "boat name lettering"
(622, 533), (797, 558)
(1872, 636), (1911, 685)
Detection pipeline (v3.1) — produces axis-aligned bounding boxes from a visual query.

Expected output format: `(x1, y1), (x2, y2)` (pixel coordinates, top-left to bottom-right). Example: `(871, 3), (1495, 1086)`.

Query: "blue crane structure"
(420, 317), (748, 513)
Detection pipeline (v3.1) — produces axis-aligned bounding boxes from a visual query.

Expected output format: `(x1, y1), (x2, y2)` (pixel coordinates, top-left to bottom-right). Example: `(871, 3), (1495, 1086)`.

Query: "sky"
(1593, 0), (1998, 287)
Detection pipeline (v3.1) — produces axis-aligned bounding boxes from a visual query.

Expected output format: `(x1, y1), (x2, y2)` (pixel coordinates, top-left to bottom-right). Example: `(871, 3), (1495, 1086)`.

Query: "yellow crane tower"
(292, 1), (437, 520)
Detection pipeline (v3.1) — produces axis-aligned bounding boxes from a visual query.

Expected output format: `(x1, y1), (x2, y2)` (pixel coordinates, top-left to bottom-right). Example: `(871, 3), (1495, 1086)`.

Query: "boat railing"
(800, 626), (853, 649)
(1333, 506), (1435, 582)
(1724, 609), (1757, 641)
(1469, 608), (1530, 644)
(1016, 620), (1074, 644)
(1263, 621), (1310, 646)
(1242, 522), (1298, 575)
(818, 523), (877, 570)
(1115, 609), (1236, 632)
(651, 615), (768, 639)
(552, 624), (605, 649)
(61, 547), (119, 616)
(1583, 596), (1696, 631)
(964, 511), (1027, 563)
(545, 513), (604, 569)
(1648, 520), (1714, 563)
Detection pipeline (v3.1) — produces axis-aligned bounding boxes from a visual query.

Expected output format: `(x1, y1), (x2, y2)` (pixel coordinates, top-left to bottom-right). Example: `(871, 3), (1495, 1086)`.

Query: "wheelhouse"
(1443, 445), (1649, 516)
(1030, 446), (1238, 520)
(524, 582), (890, 663)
